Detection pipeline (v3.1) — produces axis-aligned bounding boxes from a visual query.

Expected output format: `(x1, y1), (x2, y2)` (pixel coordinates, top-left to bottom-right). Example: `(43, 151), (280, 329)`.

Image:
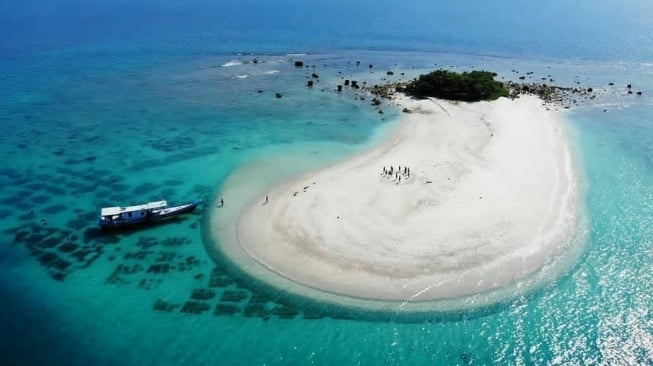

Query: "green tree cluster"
(403, 70), (508, 101)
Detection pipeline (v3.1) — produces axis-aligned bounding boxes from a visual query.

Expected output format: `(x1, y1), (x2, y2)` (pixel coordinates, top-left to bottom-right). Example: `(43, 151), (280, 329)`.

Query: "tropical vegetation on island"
(402, 70), (509, 102)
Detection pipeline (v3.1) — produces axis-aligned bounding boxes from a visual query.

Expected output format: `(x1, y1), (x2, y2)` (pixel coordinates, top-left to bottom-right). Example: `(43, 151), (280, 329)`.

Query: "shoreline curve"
(211, 94), (584, 309)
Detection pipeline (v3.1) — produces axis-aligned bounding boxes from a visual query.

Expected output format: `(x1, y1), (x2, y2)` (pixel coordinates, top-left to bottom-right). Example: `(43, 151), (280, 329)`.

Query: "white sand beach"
(218, 94), (578, 302)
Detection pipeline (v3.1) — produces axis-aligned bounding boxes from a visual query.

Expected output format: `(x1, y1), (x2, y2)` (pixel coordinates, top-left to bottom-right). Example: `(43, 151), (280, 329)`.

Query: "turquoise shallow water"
(2, 1), (653, 365)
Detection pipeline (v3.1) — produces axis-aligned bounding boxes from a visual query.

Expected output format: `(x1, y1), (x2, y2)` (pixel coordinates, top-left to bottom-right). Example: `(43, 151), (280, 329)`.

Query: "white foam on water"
(222, 60), (243, 67)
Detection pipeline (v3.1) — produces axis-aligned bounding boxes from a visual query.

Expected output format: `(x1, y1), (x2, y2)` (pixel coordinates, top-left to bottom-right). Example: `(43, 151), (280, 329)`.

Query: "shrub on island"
(403, 70), (508, 102)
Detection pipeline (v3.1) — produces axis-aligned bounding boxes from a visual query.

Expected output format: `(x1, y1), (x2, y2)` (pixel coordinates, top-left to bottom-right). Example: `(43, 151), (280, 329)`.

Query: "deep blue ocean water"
(1, 1), (652, 365)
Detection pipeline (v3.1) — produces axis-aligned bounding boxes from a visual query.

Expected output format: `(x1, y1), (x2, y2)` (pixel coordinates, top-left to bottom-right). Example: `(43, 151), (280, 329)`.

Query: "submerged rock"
(190, 288), (216, 301)
(243, 303), (269, 318)
(271, 305), (299, 319)
(153, 299), (179, 312)
(57, 242), (78, 253)
(146, 263), (170, 274)
(220, 289), (248, 302)
(180, 301), (211, 314)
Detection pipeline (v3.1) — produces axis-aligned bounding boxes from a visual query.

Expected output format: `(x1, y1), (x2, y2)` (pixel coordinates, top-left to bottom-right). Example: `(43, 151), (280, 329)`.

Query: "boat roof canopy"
(101, 200), (167, 216)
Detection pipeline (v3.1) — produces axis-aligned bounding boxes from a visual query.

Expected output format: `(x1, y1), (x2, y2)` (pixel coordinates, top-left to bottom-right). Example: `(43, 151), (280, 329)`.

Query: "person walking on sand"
(264, 195), (269, 205)
(220, 198), (224, 207)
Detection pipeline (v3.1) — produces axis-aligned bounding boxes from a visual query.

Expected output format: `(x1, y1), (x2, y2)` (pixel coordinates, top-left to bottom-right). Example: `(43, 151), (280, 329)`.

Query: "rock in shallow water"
(190, 288), (216, 301)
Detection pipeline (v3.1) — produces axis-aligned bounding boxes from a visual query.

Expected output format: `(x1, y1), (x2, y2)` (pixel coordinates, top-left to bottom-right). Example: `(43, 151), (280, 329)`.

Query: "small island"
(402, 69), (508, 101)
(369, 69), (593, 109)
(213, 68), (581, 309)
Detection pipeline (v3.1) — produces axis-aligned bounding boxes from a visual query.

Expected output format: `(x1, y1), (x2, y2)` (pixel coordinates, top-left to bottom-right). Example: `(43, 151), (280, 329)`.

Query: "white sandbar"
(220, 94), (578, 302)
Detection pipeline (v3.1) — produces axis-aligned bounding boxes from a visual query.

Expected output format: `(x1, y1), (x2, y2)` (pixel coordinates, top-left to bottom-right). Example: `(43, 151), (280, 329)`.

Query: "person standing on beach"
(265, 195), (269, 205)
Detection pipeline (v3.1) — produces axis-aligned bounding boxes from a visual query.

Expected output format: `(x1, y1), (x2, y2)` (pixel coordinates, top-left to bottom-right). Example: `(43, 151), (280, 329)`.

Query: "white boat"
(98, 199), (201, 229)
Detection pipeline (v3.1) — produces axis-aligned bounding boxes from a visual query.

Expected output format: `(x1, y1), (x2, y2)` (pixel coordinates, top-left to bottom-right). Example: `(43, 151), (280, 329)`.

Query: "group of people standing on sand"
(381, 165), (411, 184)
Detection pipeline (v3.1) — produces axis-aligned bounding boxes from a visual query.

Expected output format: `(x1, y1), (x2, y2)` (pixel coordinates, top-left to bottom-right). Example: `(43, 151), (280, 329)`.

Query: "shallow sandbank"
(214, 94), (580, 304)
